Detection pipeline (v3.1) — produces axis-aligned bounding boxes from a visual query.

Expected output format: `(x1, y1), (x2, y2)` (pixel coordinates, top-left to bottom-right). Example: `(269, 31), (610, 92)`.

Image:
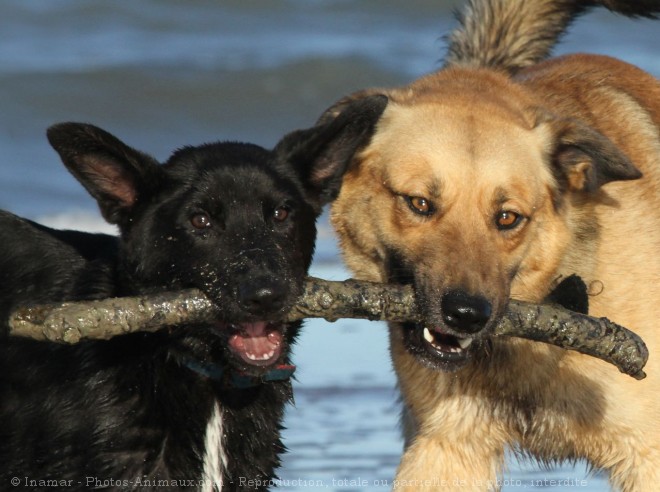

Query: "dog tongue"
(228, 322), (283, 366)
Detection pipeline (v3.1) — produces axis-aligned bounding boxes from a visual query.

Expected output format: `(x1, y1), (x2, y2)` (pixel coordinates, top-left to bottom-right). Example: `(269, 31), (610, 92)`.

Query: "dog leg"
(393, 430), (505, 491)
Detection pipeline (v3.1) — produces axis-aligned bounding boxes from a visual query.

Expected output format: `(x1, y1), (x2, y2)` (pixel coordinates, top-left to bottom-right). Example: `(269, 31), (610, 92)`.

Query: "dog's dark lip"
(419, 323), (473, 360)
(402, 322), (477, 371)
(218, 321), (286, 368)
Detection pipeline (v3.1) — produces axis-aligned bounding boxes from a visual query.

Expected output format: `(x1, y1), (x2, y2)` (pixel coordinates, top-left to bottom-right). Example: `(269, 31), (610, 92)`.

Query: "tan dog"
(295, 0), (660, 490)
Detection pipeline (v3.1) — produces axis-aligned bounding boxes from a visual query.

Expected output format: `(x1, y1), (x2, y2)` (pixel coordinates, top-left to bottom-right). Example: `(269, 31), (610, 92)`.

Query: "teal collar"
(183, 358), (296, 389)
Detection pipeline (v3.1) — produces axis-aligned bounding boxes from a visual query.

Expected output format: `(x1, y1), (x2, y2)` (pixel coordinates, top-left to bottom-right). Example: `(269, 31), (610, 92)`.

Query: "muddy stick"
(8, 277), (648, 379)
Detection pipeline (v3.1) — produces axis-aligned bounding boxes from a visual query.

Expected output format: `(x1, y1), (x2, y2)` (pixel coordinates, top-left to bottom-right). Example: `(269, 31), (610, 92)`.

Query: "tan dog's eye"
(495, 211), (524, 230)
(404, 196), (434, 216)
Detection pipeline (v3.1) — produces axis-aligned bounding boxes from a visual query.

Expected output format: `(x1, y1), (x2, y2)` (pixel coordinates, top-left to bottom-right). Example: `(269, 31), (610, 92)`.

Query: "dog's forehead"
(188, 168), (299, 210)
(168, 142), (265, 171)
(164, 143), (301, 201)
(367, 102), (552, 194)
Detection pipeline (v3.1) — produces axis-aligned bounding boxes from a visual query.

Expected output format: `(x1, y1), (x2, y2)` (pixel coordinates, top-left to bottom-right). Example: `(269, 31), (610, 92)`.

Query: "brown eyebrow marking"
(493, 186), (509, 206)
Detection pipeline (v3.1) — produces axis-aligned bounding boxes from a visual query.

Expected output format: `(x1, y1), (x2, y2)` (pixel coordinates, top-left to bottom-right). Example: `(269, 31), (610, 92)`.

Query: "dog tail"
(444, 0), (660, 73)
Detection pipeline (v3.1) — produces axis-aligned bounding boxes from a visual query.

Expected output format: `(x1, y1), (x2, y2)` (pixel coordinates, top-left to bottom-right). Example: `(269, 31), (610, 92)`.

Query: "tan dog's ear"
(538, 111), (642, 192)
(274, 93), (388, 210)
(315, 88), (389, 126)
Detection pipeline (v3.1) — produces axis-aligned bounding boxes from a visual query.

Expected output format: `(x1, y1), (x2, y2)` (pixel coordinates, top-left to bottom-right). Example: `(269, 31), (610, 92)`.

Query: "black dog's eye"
(495, 210), (524, 230)
(273, 206), (289, 222)
(404, 195), (434, 216)
(190, 212), (212, 230)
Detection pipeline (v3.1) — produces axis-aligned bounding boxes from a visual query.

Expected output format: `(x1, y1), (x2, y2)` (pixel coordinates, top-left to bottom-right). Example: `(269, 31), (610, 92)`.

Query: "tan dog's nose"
(441, 291), (492, 334)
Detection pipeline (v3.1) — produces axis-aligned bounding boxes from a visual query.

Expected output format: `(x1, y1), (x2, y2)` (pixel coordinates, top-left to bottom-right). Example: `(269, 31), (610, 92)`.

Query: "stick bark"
(8, 277), (648, 379)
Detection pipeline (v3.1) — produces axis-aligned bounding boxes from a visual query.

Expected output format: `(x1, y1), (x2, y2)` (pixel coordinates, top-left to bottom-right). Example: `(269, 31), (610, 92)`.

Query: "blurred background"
(1, 1), (658, 490)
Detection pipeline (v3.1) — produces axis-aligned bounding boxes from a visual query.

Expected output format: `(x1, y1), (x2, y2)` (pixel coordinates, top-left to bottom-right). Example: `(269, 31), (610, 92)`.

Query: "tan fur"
(329, 52), (660, 491)
(444, 0), (660, 74)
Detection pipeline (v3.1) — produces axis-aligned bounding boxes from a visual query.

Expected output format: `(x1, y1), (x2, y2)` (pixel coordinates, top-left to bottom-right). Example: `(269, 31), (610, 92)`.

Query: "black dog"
(0, 95), (386, 491)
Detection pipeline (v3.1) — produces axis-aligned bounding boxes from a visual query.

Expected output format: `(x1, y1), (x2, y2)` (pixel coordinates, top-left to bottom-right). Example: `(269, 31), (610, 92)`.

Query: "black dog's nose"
(237, 280), (287, 315)
(441, 291), (492, 333)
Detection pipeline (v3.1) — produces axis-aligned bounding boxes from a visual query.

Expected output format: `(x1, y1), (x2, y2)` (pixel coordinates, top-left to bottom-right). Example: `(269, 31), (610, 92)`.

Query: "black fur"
(547, 274), (589, 315)
(0, 94), (387, 492)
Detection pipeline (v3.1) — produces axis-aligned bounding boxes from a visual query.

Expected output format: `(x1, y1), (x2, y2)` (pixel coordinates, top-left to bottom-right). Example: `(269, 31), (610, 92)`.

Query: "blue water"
(1, 1), (658, 490)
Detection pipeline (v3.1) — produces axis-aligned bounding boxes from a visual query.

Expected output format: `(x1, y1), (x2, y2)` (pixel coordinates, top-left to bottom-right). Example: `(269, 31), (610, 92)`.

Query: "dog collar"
(182, 358), (296, 389)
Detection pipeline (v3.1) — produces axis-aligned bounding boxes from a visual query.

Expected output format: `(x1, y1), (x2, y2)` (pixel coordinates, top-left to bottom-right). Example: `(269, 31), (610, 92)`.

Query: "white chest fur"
(201, 402), (226, 492)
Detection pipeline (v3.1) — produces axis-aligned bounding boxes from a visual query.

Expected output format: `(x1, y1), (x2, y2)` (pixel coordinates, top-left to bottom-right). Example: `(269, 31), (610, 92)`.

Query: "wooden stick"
(8, 277), (648, 379)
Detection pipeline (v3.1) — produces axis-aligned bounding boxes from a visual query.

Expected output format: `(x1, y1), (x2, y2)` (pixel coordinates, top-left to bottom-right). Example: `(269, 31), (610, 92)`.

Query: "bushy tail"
(444, 0), (660, 73)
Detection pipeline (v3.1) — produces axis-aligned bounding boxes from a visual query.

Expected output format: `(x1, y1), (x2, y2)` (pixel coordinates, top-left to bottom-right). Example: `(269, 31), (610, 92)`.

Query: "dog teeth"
(458, 337), (474, 350)
(423, 327), (473, 351)
(246, 350), (276, 361)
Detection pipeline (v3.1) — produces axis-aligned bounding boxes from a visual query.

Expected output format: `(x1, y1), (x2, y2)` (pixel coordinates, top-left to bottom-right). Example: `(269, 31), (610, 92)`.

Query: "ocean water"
(1, 1), (658, 490)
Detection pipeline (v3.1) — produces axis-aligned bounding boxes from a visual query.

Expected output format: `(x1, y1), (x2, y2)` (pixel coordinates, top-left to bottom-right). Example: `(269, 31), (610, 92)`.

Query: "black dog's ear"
(535, 110), (642, 192)
(546, 274), (589, 314)
(274, 94), (388, 210)
(47, 123), (161, 225)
